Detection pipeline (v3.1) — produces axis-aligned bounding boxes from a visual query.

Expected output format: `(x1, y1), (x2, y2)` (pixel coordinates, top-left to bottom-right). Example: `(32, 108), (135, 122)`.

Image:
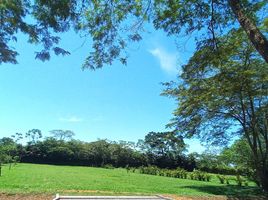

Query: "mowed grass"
(0, 163), (264, 198)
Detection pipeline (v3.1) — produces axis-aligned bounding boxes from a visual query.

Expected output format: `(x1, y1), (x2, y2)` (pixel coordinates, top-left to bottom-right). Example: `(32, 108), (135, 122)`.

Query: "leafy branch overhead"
(0, 0), (267, 68)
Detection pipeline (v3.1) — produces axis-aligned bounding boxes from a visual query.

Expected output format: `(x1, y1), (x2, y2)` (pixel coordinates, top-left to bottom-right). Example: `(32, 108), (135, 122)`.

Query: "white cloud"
(149, 48), (180, 74)
(59, 116), (83, 123)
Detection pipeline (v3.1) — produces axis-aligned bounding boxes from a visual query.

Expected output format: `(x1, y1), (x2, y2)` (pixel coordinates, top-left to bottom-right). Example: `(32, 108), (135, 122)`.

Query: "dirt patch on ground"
(0, 193), (53, 200)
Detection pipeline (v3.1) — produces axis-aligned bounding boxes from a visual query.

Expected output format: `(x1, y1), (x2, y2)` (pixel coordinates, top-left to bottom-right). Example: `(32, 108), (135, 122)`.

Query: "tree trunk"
(228, 0), (268, 63)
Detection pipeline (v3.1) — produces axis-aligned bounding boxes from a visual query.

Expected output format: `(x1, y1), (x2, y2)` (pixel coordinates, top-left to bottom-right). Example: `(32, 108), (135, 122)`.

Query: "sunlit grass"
(0, 163), (264, 198)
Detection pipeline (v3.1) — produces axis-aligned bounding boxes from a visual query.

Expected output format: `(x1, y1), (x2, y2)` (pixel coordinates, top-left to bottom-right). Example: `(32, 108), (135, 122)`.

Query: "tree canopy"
(0, 0), (267, 67)
(162, 28), (268, 190)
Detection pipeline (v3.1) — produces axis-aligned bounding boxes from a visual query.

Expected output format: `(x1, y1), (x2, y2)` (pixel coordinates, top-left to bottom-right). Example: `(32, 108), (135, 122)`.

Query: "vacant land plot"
(0, 164), (265, 199)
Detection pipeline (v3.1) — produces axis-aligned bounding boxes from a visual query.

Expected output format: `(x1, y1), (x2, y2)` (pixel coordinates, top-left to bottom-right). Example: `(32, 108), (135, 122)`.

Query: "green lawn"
(0, 163), (264, 198)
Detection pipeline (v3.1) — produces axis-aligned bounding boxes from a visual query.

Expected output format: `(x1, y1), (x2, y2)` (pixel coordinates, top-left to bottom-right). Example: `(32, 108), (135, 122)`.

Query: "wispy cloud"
(149, 48), (180, 74)
(59, 116), (83, 123)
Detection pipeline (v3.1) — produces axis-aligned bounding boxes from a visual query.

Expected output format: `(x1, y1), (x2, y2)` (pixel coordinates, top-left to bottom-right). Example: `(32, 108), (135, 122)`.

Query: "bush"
(193, 170), (206, 181)
(189, 172), (194, 180)
(226, 177), (230, 185)
(126, 166), (136, 173)
(139, 166), (159, 175)
(138, 166), (215, 183)
(235, 175), (243, 186)
(205, 174), (211, 182)
(217, 175), (225, 184)
(172, 168), (187, 179)
(244, 181), (248, 186)
(158, 169), (167, 176)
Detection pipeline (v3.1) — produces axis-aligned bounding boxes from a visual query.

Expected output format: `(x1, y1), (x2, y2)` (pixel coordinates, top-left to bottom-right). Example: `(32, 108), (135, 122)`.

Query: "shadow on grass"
(182, 185), (267, 200)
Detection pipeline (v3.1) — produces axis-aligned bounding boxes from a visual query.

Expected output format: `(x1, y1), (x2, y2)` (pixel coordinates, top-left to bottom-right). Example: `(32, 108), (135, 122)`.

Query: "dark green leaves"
(162, 29), (268, 146)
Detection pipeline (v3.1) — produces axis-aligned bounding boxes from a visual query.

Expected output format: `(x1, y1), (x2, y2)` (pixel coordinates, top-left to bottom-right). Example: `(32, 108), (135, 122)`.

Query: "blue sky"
(0, 28), (205, 153)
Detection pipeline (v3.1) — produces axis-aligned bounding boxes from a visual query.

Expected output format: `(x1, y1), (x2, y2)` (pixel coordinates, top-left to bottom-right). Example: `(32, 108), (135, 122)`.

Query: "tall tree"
(25, 129), (42, 144)
(50, 130), (75, 141)
(162, 29), (268, 190)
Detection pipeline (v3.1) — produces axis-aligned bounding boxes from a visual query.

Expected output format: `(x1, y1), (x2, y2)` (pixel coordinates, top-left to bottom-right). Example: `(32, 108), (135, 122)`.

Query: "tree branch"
(228, 0), (268, 63)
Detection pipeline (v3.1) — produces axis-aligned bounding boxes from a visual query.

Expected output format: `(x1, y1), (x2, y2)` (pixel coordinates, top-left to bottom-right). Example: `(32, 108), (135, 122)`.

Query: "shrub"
(226, 177), (230, 185)
(165, 170), (173, 177)
(189, 172), (194, 180)
(244, 181), (248, 186)
(126, 166), (136, 173)
(217, 175), (225, 184)
(173, 168), (187, 179)
(235, 175), (243, 186)
(193, 170), (206, 181)
(139, 166), (159, 175)
(205, 174), (211, 182)
(158, 169), (166, 176)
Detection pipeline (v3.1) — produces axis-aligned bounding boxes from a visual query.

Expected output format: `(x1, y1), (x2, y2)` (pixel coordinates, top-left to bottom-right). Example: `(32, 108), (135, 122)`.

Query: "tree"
(0, 137), (17, 176)
(88, 140), (111, 166)
(220, 138), (253, 169)
(50, 130), (75, 141)
(144, 131), (186, 156)
(141, 131), (187, 168)
(25, 129), (42, 144)
(10, 133), (24, 164)
(219, 137), (256, 178)
(228, 0), (268, 62)
(1, 1), (267, 67)
(162, 29), (268, 190)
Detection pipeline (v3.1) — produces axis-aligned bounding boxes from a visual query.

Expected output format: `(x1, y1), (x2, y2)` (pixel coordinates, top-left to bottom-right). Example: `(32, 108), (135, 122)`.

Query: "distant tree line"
(0, 130), (196, 172)
(0, 129), (254, 180)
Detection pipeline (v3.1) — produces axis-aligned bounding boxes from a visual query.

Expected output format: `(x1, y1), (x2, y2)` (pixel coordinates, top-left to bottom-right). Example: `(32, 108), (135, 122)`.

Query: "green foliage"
(143, 131), (186, 156)
(0, 0), (73, 64)
(138, 166), (214, 183)
(219, 138), (253, 168)
(137, 131), (193, 170)
(139, 166), (159, 175)
(245, 181), (249, 186)
(236, 175), (244, 187)
(264, 17), (268, 30)
(162, 28), (268, 190)
(189, 172), (195, 180)
(0, 137), (19, 176)
(192, 170), (206, 181)
(0, 130), (196, 171)
(217, 175), (226, 184)
(226, 177), (230, 185)
(205, 174), (212, 182)
(1, 0), (267, 67)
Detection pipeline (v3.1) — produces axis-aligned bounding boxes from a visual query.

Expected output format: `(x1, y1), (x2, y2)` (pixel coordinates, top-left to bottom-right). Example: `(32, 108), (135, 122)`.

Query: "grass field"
(0, 163), (265, 199)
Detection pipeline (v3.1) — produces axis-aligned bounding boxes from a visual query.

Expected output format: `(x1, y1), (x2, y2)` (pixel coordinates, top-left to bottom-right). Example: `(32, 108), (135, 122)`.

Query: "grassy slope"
(0, 163), (264, 197)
